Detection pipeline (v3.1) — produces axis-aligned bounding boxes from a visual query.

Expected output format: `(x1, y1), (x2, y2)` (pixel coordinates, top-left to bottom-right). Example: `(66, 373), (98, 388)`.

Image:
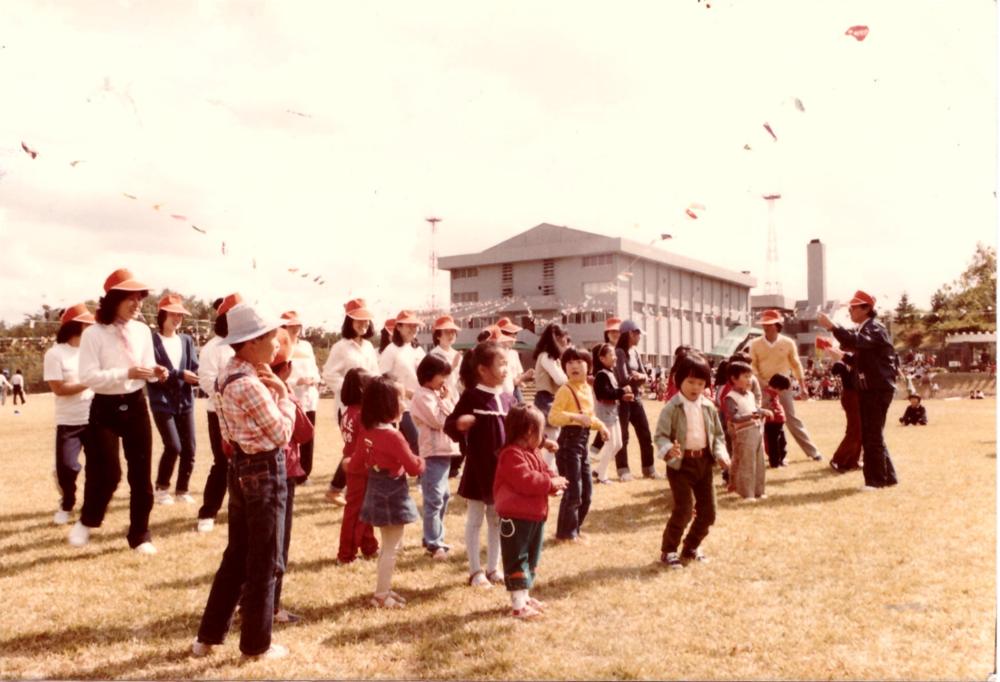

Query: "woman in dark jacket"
(148, 294), (200, 504)
(613, 320), (657, 481)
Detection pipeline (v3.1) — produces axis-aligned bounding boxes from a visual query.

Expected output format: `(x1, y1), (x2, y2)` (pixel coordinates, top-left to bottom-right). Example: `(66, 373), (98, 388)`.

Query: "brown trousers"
(831, 388), (863, 470)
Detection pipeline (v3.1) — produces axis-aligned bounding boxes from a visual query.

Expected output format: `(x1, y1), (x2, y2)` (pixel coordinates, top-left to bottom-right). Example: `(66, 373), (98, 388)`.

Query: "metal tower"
(762, 194), (783, 296)
(426, 216), (442, 311)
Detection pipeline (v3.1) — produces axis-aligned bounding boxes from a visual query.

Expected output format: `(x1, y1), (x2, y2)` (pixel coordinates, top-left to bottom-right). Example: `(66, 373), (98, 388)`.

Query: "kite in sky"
(20, 141), (37, 159)
(794, 98), (805, 112)
(845, 25), (869, 41)
(763, 122), (777, 141)
(191, 225), (206, 234)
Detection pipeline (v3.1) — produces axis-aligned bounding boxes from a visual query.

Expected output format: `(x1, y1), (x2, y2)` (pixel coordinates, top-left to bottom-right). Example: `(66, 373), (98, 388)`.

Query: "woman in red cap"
(818, 291), (899, 490)
(43, 304), (96, 525)
(321, 298), (379, 505)
(74, 268), (168, 553)
(149, 294), (200, 506)
(379, 310), (426, 454)
(429, 315), (463, 397)
(280, 310), (321, 483)
(195, 293), (242, 533)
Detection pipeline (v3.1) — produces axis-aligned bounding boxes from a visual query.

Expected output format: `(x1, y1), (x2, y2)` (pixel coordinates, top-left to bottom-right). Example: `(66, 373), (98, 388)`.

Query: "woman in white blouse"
(281, 310), (322, 483)
(378, 310), (426, 454)
(532, 322), (571, 449)
(73, 268), (168, 554)
(428, 315), (463, 396)
(321, 298), (379, 503)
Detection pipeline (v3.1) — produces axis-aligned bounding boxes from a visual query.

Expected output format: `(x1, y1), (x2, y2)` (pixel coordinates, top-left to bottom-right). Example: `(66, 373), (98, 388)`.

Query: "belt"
(683, 448), (707, 458)
(730, 420), (758, 432)
(597, 399), (617, 406)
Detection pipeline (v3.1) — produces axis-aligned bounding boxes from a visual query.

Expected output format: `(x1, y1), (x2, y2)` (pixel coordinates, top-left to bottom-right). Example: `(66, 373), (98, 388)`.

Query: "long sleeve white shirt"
(379, 342), (426, 410)
(502, 347), (524, 395)
(197, 335), (235, 413)
(533, 353), (567, 394)
(79, 320), (157, 395)
(287, 339), (321, 411)
(321, 337), (380, 413)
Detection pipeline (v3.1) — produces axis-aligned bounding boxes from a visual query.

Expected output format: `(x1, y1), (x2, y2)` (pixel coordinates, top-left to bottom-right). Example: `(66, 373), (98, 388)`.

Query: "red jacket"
(340, 405), (367, 475)
(284, 397), (314, 479)
(493, 444), (558, 522)
(358, 426), (426, 479)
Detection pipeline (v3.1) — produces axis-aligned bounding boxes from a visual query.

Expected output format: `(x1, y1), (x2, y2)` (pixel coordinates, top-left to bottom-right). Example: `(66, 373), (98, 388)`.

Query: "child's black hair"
(560, 346), (591, 372)
(461, 341), (505, 389)
(503, 403), (546, 448)
(714, 359), (730, 388)
(417, 353), (452, 386)
(727, 361), (754, 382)
(674, 355), (713, 385)
(361, 375), (402, 429)
(592, 342), (615, 371)
(768, 373), (791, 391)
(341, 368), (372, 408)
(56, 320), (86, 344)
(341, 316), (374, 340)
(476, 329), (493, 343)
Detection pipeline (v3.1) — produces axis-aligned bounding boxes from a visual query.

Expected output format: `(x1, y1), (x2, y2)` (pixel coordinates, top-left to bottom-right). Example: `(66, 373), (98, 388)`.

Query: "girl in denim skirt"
(358, 376), (426, 609)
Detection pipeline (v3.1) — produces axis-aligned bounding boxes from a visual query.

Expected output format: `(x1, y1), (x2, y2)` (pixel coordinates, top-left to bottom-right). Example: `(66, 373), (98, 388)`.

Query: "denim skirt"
(360, 468), (418, 527)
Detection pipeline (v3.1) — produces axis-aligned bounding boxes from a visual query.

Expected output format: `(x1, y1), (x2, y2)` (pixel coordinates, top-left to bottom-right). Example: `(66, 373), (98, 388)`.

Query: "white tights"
(375, 525), (404, 596)
(465, 500), (500, 576)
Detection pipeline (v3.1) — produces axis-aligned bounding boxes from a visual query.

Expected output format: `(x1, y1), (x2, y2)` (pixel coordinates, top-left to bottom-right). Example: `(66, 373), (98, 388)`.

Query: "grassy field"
(0, 394), (995, 680)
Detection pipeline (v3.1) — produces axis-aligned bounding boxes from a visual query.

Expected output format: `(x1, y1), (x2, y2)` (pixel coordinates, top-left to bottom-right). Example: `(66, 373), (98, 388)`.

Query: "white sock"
(511, 589), (528, 610)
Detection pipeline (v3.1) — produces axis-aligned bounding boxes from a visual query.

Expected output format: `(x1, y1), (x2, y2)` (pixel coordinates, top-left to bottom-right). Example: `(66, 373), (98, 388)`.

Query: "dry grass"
(0, 395), (995, 680)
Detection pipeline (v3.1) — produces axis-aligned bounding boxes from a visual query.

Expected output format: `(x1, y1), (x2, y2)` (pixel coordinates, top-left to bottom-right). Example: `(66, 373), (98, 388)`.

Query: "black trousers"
(12, 385), (25, 404)
(615, 400), (655, 474)
(764, 422), (787, 468)
(80, 391), (154, 548)
(273, 479), (295, 611)
(297, 411), (316, 480)
(55, 424), (89, 511)
(198, 411), (229, 520)
(153, 410), (197, 493)
(859, 389), (898, 488)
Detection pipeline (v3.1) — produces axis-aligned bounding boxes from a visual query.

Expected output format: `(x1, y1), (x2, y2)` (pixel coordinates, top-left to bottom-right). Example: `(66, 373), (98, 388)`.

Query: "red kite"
(845, 25), (869, 41)
(815, 336), (834, 350)
(170, 214), (187, 221)
(20, 141), (37, 159)
(763, 122), (777, 141)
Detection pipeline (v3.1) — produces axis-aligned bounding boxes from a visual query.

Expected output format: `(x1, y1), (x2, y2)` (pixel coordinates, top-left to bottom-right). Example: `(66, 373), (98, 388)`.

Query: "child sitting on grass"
(899, 394), (928, 425)
(548, 347), (610, 542)
(653, 355), (730, 569)
(358, 376), (426, 609)
(336, 368), (379, 564)
(493, 405), (567, 619)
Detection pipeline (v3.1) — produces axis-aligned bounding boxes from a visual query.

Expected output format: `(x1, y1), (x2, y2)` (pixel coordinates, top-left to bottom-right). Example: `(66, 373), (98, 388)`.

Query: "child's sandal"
(527, 597), (547, 611)
(469, 570), (492, 588)
(387, 590), (407, 604)
(370, 593), (405, 609)
(486, 570), (505, 585)
(511, 604), (543, 620)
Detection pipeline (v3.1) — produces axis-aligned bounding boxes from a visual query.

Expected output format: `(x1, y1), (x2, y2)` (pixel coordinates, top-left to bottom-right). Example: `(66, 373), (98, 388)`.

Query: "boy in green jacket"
(653, 355), (730, 569)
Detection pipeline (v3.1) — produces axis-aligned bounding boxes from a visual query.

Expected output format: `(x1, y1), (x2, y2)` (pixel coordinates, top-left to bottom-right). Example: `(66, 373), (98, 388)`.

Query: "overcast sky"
(0, 0), (995, 328)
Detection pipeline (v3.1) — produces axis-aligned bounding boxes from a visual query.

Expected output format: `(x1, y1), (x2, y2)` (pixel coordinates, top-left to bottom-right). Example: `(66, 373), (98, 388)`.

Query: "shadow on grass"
(0, 498), (133, 527)
(718, 486), (861, 509)
(0, 544), (124, 579)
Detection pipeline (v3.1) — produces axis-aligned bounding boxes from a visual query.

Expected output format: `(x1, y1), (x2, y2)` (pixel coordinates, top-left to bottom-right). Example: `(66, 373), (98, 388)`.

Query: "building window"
(453, 292), (478, 303)
(451, 267), (479, 279)
(633, 301), (644, 314)
(501, 263), (513, 298)
(583, 281), (613, 297)
(582, 254), (613, 267)
(541, 259), (555, 296)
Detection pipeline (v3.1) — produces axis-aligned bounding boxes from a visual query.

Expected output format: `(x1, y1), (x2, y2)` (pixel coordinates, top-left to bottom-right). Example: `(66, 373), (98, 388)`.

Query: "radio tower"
(426, 216), (442, 311)
(761, 194), (783, 295)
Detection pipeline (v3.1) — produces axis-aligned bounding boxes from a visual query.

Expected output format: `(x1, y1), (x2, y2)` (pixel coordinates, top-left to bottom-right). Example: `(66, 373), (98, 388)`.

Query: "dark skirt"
(360, 469), (418, 527)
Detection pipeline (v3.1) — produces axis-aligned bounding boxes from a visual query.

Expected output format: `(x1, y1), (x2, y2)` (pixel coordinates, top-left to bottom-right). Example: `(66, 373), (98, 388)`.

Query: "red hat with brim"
(605, 317), (622, 332)
(158, 294), (190, 315)
(482, 325), (503, 342)
(344, 298), (373, 321)
(103, 268), (149, 294)
(849, 290), (876, 308)
(384, 318), (397, 332)
(281, 310), (303, 327)
(60, 303), (95, 326)
(496, 317), (522, 334)
(395, 310), (421, 326)
(759, 309), (784, 326)
(433, 315), (460, 331)
(217, 293), (243, 316)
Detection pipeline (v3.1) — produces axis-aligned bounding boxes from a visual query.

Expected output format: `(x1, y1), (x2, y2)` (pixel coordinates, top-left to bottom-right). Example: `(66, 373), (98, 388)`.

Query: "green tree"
(894, 292), (918, 324)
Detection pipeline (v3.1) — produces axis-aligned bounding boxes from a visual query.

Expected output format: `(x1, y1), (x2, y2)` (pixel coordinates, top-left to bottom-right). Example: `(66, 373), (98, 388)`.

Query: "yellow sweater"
(749, 334), (804, 384)
(549, 380), (601, 430)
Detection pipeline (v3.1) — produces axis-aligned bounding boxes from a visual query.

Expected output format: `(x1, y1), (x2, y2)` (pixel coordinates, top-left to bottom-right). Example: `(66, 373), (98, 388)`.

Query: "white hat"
(221, 302), (284, 345)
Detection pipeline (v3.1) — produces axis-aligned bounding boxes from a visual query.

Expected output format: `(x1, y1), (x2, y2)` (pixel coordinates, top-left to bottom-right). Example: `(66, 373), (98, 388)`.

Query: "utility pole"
(426, 216), (442, 312)
(762, 194), (783, 296)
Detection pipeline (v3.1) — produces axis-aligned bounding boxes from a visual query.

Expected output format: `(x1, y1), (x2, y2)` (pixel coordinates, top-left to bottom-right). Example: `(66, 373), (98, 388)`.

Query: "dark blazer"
(831, 318), (898, 392)
(147, 332), (199, 414)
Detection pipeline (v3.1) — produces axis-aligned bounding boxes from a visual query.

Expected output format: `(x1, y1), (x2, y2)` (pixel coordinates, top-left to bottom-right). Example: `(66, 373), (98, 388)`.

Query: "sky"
(0, 0), (995, 329)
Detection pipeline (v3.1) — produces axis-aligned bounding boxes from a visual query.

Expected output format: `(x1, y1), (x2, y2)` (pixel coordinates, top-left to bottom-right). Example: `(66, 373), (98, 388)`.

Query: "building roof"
(945, 331), (996, 344)
(438, 223), (756, 287)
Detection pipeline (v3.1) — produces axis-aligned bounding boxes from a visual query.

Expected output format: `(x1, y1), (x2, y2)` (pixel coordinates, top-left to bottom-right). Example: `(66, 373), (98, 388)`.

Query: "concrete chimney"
(807, 239), (826, 308)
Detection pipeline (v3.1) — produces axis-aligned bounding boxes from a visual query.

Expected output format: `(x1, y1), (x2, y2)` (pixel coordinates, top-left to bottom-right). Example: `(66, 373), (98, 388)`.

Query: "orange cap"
(395, 310), (421, 325)
(281, 310), (303, 327)
(759, 309), (784, 326)
(496, 317), (522, 334)
(849, 290), (876, 308)
(605, 317), (622, 331)
(217, 293), (242, 316)
(344, 298), (373, 321)
(271, 327), (294, 366)
(433, 315), (461, 331)
(157, 294), (190, 315)
(60, 303), (95, 326)
(384, 318), (397, 332)
(103, 268), (149, 294)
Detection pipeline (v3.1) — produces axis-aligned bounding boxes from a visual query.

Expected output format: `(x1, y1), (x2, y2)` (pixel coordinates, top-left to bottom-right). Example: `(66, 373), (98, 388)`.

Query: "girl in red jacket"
(493, 405), (567, 619)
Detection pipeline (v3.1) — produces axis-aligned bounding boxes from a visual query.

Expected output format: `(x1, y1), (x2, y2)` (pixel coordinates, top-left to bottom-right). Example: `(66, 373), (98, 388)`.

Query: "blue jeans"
(556, 426), (592, 540)
(197, 448), (287, 656)
(153, 409), (197, 493)
(55, 424), (88, 512)
(421, 457), (452, 551)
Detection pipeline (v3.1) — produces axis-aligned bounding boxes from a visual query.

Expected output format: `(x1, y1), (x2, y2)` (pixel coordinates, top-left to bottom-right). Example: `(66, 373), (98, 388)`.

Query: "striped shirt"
(214, 357), (295, 454)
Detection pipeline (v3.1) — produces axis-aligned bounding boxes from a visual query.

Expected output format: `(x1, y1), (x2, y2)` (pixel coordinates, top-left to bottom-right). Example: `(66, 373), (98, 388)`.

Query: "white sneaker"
(134, 541), (158, 555)
(197, 518), (215, 533)
(175, 493), (195, 504)
(191, 638), (214, 657)
(860, 485), (878, 492)
(68, 521), (90, 547)
(155, 490), (175, 505)
(53, 509), (70, 525)
(243, 643), (288, 660)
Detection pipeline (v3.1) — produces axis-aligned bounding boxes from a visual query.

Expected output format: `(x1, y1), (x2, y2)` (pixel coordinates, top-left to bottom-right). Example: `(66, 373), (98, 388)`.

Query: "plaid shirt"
(215, 357), (295, 455)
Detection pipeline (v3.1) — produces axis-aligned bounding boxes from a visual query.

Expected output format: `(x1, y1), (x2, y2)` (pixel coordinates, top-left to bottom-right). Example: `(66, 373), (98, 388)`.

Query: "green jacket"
(653, 394), (730, 466)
